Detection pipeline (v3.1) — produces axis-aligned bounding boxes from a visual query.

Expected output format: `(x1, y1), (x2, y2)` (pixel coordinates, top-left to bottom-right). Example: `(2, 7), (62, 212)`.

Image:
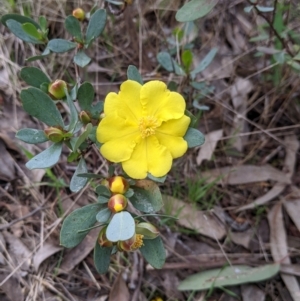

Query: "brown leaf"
(109, 272), (130, 301)
(0, 273), (24, 301)
(163, 195), (226, 240)
(283, 199), (300, 233)
(0, 141), (15, 181)
(33, 241), (62, 271)
(241, 285), (265, 301)
(268, 203), (300, 301)
(283, 135), (299, 179)
(229, 229), (252, 249)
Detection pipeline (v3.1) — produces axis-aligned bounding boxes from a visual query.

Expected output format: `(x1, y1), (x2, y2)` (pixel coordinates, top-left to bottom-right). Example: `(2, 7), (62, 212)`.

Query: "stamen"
(138, 116), (159, 138)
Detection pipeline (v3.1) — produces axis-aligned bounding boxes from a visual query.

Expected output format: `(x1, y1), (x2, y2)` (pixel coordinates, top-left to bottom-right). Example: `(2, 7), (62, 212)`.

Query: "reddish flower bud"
(136, 222), (159, 239)
(108, 194), (128, 213)
(117, 234), (144, 252)
(108, 176), (129, 194)
(44, 127), (64, 143)
(48, 80), (67, 100)
(72, 8), (85, 21)
(79, 111), (91, 124)
(98, 227), (113, 248)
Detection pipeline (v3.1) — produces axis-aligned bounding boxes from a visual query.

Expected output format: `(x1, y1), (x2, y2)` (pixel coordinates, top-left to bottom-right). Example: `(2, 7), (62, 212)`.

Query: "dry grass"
(0, 0), (300, 300)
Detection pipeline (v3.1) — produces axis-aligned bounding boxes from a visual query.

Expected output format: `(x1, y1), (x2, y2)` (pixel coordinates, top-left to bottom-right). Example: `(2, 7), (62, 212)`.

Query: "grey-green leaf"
(70, 157), (88, 192)
(60, 203), (103, 248)
(96, 208), (111, 223)
(65, 90), (78, 131)
(65, 15), (82, 41)
(74, 51), (91, 68)
(178, 264), (280, 291)
(184, 127), (205, 148)
(94, 241), (112, 274)
(1, 14), (40, 28)
(20, 87), (64, 127)
(77, 82), (95, 110)
(106, 211), (135, 242)
(140, 236), (166, 269)
(157, 52), (185, 76)
(176, 0), (219, 22)
(26, 47), (51, 62)
(86, 9), (107, 43)
(96, 185), (111, 197)
(16, 128), (48, 144)
(20, 67), (50, 88)
(26, 142), (63, 169)
(127, 65), (143, 84)
(48, 39), (77, 53)
(72, 123), (93, 152)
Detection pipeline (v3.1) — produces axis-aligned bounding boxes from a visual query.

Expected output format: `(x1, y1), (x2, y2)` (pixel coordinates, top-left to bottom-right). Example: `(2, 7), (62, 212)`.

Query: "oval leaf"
(26, 142), (63, 169)
(60, 203), (103, 248)
(1, 14), (40, 28)
(106, 211), (135, 242)
(178, 264), (280, 291)
(86, 9), (107, 43)
(176, 0), (219, 22)
(140, 236), (166, 269)
(16, 128), (48, 144)
(184, 127), (205, 148)
(65, 15), (82, 41)
(96, 208), (111, 223)
(77, 82), (95, 110)
(20, 67), (50, 88)
(48, 39), (77, 53)
(20, 87), (64, 127)
(22, 22), (42, 40)
(94, 240), (112, 274)
(127, 65), (143, 84)
(70, 157), (88, 192)
(130, 180), (163, 213)
(157, 52), (185, 75)
(74, 51), (91, 68)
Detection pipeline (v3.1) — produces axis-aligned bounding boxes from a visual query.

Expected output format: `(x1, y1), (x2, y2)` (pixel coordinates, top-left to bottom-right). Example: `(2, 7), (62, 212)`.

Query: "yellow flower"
(96, 80), (190, 179)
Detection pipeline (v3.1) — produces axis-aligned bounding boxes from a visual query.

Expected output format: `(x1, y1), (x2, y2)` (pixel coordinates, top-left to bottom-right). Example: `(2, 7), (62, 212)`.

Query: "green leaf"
(127, 65), (143, 84)
(77, 82), (95, 110)
(190, 48), (218, 79)
(26, 142), (63, 169)
(72, 123), (93, 152)
(98, 195), (109, 204)
(60, 203), (103, 248)
(181, 49), (193, 71)
(244, 5), (253, 13)
(20, 67), (50, 88)
(74, 51), (91, 68)
(130, 180), (163, 213)
(65, 15), (82, 41)
(1, 14), (40, 28)
(77, 173), (103, 179)
(6, 19), (43, 44)
(96, 185), (111, 197)
(47, 39), (77, 53)
(178, 264), (280, 291)
(94, 241), (112, 274)
(90, 102), (103, 119)
(140, 236), (166, 269)
(70, 158), (88, 192)
(86, 9), (107, 43)
(257, 5), (274, 12)
(26, 47), (51, 62)
(106, 211), (135, 242)
(16, 128), (48, 144)
(176, 0), (219, 22)
(65, 89), (78, 131)
(184, 127), (205, 148)
(20, 87), (64, 127)
(147, 173), (167, 183)
(38, 16), (47, 30)
(96, 208), (111, 223)
(22, 22), (43, 40)
(157, 52), (186, 76)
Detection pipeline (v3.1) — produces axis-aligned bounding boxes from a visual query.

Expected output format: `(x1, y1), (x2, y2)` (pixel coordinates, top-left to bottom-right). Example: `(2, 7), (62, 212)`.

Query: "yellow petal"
(104, 80), (143, 122)
(122, 136), (172, 179)
(140, 81), (186, 121)
(157, 115), (191, 136)
(155, 134), (188, 158)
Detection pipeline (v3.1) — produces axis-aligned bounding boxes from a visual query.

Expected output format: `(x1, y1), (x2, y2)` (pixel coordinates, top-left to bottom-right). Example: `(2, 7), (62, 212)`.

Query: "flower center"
(132, 234), (144, 250)
(138, 116), (159, 138)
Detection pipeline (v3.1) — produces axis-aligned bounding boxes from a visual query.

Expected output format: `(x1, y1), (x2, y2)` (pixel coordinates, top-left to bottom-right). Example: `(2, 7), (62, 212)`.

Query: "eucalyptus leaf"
(74, 51), (91, 68)
(86, 9), (107, 43)
(184, 127), (205, 148)
(178, 264), (280, 291)
(26, 142), (63, 169)
(176, 0), (219, 22)
(20, 87), (64, 127)
(70, 157), (88, 192)
(20, 67), (50, 88)
(48, 39), (76, 53)
(1, 14), (40, 28)
(127, 65), (143, 84)
(65, 15), (82, 41)
(106, 211), (135, 242)
(16, 128), (48, 144)
(96, 208), (111, 223)
(94, 241), (112, 274)
(60, 203), (104, 248)
(77, 82), (94, 110)
(140, 236), (166, 269)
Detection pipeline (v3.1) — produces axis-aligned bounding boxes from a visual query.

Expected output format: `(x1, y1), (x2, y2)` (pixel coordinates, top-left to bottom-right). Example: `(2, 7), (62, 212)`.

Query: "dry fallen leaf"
(283, 199), (300, 233)
(241, 284), (265, 301)
(108, 272), (130, 301)
(0, 273), (24, 301)
(196, 129), (223, 165)
(163, 195), (226, 240)
(268, 203), (300, 301)
(283, 135), (299, 179)
(0, 140), (15, 181)
(229, 229), (252, 249)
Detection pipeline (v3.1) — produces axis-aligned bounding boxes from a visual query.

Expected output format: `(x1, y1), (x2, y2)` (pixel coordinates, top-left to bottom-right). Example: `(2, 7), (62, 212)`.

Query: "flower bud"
(98, 227), (113, 247)
(108, 176), (129, 194)
(44, 127), (64, 143)
(117, 234), (144, 252)
(79, 111), (91, 124)
(48, 80), (67, 100)
(72, 8), (85, 21)
(136, 222), (159, 239)
(108, 194), (128, 213)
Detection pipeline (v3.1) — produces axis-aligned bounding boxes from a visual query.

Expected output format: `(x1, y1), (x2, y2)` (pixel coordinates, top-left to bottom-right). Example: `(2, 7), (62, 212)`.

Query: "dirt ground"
(0, 0), (300, 300)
